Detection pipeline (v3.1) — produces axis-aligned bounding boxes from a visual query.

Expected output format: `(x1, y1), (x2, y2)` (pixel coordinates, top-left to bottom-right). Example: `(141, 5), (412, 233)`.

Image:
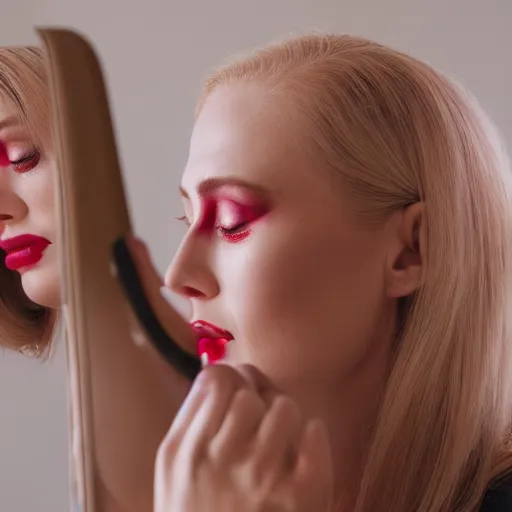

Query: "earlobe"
(386, 202), (426, 299)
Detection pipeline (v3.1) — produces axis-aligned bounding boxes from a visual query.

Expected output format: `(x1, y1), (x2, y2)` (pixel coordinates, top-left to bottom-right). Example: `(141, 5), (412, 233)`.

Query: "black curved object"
(112, 238), (201, 381)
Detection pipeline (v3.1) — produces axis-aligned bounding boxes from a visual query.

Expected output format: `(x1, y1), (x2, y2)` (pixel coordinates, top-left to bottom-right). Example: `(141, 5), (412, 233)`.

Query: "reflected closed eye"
(10, 151), (41, 174)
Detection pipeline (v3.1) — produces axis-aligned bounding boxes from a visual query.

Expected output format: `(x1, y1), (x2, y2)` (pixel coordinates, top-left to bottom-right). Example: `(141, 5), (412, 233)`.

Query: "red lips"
(191, 320), (233, 364)
(0, 234), (51, 271)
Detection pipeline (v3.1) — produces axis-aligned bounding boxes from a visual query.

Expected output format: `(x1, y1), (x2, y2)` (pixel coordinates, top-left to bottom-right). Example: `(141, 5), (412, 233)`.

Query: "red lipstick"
(191, 320), (233, 366)
(0, 234), (51, 271)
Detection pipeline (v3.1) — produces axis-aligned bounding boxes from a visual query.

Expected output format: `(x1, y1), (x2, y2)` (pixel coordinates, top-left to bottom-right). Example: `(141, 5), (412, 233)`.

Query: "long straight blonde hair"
(0, 47), (55, 357)
(197, 34), (512, 511)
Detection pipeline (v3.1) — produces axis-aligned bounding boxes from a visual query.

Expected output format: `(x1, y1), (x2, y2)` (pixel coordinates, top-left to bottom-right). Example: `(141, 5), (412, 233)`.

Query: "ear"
(385, 202), (426, 298)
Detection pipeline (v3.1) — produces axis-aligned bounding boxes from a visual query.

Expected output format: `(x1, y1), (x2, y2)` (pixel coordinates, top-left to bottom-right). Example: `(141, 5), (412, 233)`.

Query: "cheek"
(218, 221), (388, 374)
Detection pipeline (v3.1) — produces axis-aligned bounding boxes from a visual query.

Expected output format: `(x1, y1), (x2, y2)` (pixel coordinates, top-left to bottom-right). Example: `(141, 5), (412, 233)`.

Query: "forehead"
(182, 84), (314, 194)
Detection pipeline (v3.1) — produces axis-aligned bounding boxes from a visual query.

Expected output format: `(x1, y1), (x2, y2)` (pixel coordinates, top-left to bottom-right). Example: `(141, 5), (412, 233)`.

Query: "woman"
(0, 47), (56, 358)
(152, 34), (512, 511)
(2, 36), (511, 510)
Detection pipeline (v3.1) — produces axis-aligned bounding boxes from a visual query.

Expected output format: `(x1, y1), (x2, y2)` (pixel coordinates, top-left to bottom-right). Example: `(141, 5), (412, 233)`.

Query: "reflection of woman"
(0, 47), (57, 358)
(0, 47), (191, 512)
(152, 34), (512, 511)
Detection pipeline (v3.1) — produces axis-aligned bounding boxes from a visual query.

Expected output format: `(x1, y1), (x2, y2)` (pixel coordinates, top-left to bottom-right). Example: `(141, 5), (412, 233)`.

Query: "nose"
(165, 231), (220, 300)
(0, 170), (28, 235)
(0, 213), (12, 236)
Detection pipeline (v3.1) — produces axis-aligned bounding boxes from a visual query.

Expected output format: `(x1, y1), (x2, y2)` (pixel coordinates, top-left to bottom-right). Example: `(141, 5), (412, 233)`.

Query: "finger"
(235, 364), (282, 407)
(251, 395), (303, 487)
(179, 365), (248, 460)
(123, 235), (196, 352)
(208, 388), (267, 465)
(162, 370), (211, 446)
(292, 418), (333, 498)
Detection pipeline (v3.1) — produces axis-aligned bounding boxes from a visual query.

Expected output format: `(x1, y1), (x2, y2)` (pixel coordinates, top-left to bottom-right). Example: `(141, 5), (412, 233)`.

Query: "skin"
(0, 93), (59, 308)
(154, 363), (334, 511)
(154, 83), (425, 509)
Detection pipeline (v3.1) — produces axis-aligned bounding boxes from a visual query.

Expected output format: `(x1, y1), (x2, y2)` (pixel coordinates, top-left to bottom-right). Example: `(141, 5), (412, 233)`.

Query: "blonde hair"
(198, 34), (512, 511)
(0, 47), (55, 357)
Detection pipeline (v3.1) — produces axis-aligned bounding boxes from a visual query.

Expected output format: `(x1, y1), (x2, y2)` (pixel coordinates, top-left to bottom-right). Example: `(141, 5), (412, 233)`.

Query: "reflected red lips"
(191, 320), (234, 365)
(0, 234), (51, 271)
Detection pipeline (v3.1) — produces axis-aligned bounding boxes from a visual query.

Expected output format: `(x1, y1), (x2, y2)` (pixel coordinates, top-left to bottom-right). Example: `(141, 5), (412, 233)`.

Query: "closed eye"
(217, 222), (249, 235)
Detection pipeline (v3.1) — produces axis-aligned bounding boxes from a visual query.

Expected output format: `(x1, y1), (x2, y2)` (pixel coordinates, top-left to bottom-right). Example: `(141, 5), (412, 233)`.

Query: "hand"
(154, 364), (334, 512)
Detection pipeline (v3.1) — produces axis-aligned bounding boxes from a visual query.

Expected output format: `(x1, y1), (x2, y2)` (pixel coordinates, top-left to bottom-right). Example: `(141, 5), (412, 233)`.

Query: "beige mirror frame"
(38, 28), (196, 512)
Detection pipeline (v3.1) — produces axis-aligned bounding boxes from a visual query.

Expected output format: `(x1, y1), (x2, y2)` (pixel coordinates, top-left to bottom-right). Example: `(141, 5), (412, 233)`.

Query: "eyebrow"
(179, 176), (268, 198)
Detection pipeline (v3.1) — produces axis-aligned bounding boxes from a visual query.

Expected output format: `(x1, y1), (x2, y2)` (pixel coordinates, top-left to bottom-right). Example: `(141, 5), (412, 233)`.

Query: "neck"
(294, 335), (394, 511)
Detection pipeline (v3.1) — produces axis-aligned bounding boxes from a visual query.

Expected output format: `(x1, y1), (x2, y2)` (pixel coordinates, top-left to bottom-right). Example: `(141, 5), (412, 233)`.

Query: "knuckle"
(271, 394), (300, 420)
(236, 389), (267, 419)
(155, 438), (178, 473)
(224, 390), (265, 432)
(245, 460), (266, 490)
(196, 364), (246, 395)
(158, 432), (179, 459)
(206, 441), (223, 466)
(245, 460), (277, 498)
(235, 363), (261, 387)
(232, 387), (254, 407)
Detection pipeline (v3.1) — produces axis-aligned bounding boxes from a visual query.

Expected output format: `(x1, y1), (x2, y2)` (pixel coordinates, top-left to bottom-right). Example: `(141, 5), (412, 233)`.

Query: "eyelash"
(218, 227), (250, 243)
(174, 212), (250, 242)
(175, 215), (190, 226)
(10, 151), (41, 174)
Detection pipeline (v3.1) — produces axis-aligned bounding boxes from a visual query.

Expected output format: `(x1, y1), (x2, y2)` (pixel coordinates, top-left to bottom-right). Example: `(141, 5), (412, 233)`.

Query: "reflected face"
(0, 93), (59, 308)
(166, 84), (397, 409)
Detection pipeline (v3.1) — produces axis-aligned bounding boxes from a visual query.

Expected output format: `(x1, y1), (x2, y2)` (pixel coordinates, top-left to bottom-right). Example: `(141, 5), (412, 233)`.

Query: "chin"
(20, 262), (60, 308)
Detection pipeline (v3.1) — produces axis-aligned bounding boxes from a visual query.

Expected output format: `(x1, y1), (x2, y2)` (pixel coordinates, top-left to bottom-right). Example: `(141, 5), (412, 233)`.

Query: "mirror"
(39, 28), (200, 512)
(0, 44), (71, 512)
(0, 31), (199, 512)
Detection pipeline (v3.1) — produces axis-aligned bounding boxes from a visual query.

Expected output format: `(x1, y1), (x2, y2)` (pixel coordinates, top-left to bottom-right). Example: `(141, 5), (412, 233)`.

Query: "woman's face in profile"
(167, 83), (400, 411)
(0, 93), (59, 308)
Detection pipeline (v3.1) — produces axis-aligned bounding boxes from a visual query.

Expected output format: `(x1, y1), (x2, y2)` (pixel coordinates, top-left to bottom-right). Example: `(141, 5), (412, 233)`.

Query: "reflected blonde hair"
(198, 34), (512, 511)
(0, 47), (55, 357)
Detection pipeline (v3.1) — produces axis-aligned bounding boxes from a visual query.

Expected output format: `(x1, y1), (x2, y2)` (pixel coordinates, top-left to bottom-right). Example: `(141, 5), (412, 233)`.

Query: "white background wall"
(1, 1), (511, 510)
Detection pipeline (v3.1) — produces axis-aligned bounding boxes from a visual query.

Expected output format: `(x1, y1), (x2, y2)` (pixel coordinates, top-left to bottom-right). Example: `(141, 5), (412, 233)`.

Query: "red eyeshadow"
(196, 197), (217, 234)
(0, 142), (9, 167)
(193, 186), (270, 243)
